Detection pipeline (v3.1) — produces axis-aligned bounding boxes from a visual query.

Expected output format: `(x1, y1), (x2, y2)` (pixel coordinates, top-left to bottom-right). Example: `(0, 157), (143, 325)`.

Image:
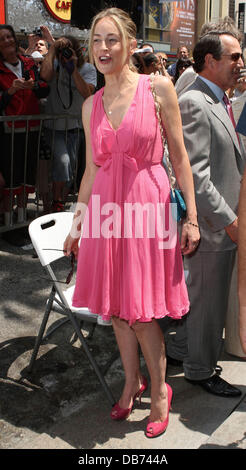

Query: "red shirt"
(0, 54), (49, 129)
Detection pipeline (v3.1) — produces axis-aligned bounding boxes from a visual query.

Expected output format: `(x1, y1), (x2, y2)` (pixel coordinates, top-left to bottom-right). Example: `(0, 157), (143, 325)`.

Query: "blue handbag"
(150, 73), (187, 222)
(170, 188), (187, 222)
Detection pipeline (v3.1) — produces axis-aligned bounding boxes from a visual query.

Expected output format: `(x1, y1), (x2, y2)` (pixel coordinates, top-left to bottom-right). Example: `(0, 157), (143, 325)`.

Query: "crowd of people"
(0, 24), (50, 225)
(1, 7), (246, 440)
(0, 23), (97, 224)
(0, 21), (195, 226)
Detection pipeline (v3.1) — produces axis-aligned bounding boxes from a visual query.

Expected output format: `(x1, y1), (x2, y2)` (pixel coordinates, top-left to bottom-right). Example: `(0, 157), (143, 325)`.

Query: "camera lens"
(33, 28), (42, 37)
(61, 48), (73, 60)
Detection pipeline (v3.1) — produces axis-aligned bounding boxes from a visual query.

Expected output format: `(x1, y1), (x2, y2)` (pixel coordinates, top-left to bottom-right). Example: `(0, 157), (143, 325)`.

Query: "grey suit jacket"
(179, 76), (245, 251)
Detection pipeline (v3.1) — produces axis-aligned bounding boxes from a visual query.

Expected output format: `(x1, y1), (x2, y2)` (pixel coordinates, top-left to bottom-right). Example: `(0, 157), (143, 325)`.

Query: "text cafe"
(43, 0), (72, 23)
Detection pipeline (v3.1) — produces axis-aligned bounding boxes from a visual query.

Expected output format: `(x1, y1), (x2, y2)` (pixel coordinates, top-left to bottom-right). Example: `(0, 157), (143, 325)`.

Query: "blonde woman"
(64, 8), (199, 438)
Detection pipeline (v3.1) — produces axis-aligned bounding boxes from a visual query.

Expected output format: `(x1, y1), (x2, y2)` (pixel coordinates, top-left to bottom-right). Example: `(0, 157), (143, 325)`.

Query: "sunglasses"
(65, 252), (75, 285)
(43, 249), (75, 284)
(222, 53), (244, 61)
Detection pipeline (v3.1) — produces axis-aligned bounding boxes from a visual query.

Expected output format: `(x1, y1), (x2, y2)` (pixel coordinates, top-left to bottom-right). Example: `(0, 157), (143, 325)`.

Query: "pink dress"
(73, 74), (189, 325)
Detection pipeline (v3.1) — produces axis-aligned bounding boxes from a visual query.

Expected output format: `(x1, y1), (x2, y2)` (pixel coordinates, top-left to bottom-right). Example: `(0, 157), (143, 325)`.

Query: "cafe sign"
(43, 0), (72, 23)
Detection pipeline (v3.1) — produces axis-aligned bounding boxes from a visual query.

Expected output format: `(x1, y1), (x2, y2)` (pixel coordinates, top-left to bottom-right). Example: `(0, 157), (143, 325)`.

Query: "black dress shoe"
(186, 374), (242, 397)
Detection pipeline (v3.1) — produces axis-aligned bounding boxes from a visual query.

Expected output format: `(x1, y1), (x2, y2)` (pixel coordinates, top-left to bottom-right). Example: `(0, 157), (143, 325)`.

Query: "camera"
(33, 27), (42, 37)
(61, 47), (73, 60)
(23, 70), (30, 81)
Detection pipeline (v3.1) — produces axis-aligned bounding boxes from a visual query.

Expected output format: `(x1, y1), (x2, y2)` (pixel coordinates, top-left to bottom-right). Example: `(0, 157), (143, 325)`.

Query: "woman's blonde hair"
(88, 7), (137, 64)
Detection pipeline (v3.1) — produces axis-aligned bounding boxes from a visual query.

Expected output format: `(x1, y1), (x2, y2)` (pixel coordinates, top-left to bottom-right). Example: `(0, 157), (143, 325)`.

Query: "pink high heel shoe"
(111, 376), (148, 421)
(145, 383), (173, 438)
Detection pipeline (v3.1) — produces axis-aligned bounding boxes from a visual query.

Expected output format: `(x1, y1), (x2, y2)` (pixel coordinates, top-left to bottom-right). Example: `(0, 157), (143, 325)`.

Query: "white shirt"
(199, 76), (225, 107)
(4, 60), (22, 79)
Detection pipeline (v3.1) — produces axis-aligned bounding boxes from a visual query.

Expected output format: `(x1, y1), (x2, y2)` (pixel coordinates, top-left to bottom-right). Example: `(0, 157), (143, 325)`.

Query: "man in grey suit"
(167, 31), (245, 397)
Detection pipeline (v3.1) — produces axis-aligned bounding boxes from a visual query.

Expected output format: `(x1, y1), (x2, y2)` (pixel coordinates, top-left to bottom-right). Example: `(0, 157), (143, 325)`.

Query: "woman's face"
(92, 17), (126, 75)
(0, 28), (16, 58)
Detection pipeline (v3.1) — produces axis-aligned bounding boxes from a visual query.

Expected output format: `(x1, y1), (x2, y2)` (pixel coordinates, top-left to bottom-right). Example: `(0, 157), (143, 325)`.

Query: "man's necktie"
(223, 93), (240, 144)
(223, 93), (237, 127)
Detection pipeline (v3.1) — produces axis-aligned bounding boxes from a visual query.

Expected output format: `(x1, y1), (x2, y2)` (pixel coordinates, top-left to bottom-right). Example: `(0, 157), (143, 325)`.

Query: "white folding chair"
(28, 212), (116, 406)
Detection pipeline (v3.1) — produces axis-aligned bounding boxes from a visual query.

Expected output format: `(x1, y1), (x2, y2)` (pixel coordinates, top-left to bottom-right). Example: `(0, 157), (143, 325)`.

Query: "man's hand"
(40, 25), (55, 45)
(225, 217), (238, 243)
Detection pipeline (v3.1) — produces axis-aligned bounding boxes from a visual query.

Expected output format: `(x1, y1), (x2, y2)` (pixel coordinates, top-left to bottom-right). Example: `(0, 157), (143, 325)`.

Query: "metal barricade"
(0, 113), (82, 233)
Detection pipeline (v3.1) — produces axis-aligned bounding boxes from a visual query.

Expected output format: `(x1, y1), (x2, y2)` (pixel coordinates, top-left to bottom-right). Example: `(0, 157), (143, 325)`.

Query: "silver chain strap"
(150, 73), (176, 191)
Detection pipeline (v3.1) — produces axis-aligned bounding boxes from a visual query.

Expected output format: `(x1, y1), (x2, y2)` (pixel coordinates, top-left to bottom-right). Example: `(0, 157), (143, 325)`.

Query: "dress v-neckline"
(101, 76), (141, 132)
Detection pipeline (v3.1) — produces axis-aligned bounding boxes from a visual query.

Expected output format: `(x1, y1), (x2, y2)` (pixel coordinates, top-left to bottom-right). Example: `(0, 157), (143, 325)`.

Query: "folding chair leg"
(67, 310), (116, 406)
(70, 320), (84, 344)
(27, 286), (56, 373)
(44, 317), (70, 340)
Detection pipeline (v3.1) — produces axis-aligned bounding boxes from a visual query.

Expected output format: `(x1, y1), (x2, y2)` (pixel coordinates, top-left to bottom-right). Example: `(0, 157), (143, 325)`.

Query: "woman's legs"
(112, 316), (144, 410)
(133, 319), (168, 423)
(112, 316), (168, 423)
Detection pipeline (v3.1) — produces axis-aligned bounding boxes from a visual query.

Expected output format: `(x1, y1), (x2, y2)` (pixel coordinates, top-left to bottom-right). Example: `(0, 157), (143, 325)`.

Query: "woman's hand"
(8, 77), (35, 94)
(63, 211), (83, 259)
(63, 233), (80, 259)
(22, 77), (35, 90)
(180, 220), (200, 255)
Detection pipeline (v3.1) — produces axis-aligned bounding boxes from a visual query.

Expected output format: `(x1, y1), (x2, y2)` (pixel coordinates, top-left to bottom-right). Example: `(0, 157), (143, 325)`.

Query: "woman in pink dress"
(64, 7), (200, 438)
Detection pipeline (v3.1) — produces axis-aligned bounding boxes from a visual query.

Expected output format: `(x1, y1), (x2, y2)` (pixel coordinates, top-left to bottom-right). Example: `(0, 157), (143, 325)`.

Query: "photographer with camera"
(25, 25), (54, 59)
(40, 33), (97, 212)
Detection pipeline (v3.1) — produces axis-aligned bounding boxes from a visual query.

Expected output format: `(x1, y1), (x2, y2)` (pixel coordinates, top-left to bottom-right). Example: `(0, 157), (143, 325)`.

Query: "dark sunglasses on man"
(222, 52), (244, 62)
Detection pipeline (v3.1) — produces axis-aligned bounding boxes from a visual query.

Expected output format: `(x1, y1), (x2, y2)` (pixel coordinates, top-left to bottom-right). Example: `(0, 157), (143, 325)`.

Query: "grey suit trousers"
(166, 249), (236, 380)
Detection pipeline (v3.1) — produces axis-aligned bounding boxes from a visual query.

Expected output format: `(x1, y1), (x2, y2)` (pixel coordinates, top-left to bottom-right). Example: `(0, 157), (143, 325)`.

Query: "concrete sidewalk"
(0, 228), (246, 451)
(10, 357), (246, 450)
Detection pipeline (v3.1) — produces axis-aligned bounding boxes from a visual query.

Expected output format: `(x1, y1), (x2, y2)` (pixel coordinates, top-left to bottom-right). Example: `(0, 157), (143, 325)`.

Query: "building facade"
(143, 0), (196, 53)
(0, 0), (240, 53)
(1, 0), (86, 39)
(234, 0), (246, 46)
(143, 0), (234, 53)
